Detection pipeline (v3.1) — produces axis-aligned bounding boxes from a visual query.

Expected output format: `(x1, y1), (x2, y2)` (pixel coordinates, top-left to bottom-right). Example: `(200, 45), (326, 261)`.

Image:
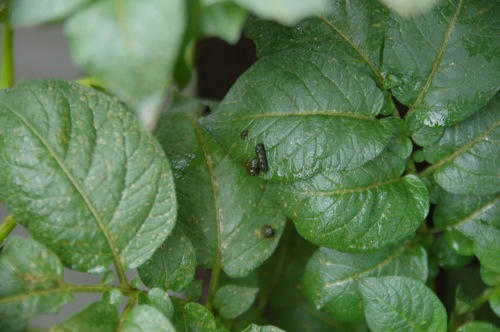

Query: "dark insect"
(255, 143), (269, 173)
(245, 157), (260, 176)
(262, 225), (275, 238)
(240, 130), (248, 139)
(202, 105), (211, 116)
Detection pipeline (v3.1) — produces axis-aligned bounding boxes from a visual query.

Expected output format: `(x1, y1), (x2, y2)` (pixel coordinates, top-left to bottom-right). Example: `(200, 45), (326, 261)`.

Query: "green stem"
(118, 292), (138, 329)
(1, 20), (14, 89)
(406, 157), (417, 174)
(0, 215), (16, 244)
(206, 262), (221, 311)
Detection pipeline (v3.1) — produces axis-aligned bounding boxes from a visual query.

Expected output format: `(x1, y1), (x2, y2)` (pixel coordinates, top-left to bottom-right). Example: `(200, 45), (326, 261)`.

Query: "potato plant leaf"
(241, 324), (285, 332)
(457, 322), (500, 332)
(421, 96), (500, 195)
(278, 136), (429, 251)
(303, 242), (428, 321)
(0, 237), (73, 331)
(65, 0), (185, 125)
(50, 300), (118, 332)
(200, 50), (393, 181)
(214, 284), (258, 319)
(182, 302), (217, 332)
(138, 229), (196, 292)
(122, 305), (175, 332)
(0, 80), (177, 274)
(359, 276), (447, 332)
(200, 1), (247, 44)
(155, 95), (285, 277)
(384, 0), (500, 136)
(138, 288), (174, 320)
(8, 0), (90, 27)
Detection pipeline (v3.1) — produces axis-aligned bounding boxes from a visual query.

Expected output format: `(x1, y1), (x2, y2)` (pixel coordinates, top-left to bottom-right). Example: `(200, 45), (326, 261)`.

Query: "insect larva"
(245, 157), (260, 176)
(255, 143), (269, 173)
(262, 225), (275, 238)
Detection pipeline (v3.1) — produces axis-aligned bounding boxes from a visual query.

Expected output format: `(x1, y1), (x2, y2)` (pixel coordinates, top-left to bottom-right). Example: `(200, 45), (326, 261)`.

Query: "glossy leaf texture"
(122, 305), (175, 332)
(154, 95), (285, 277)
(241, 324), (285, 332)
(384, 0), (499, 136)
(457, 322), (500, 332)
(420, 95), (500, 195)
(303, 242), (428, 321)
(50, 300), (118, 332)
(359, 276), (447, 332)
(433, 189), (500, 272)
(0, 237), (72, 331)
(200, 50), (393, 181)
(65, 0), (185, 126)
(8, 0), (89, 27)
(138, 229), (196, 292)
(277, 126), (429, 251)
(0, 80), (177, 273)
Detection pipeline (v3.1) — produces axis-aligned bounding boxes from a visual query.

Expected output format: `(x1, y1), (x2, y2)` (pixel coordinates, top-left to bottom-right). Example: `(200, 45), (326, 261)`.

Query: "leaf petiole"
(0, 215), (15, 245)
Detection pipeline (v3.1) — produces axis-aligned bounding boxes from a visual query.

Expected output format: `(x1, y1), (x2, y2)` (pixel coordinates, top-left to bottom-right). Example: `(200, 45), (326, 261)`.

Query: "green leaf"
(183, 302), (217, 332)
(200, 51), (394, 181)
(138, 228), (196, 292)
(122, 305), (175, 332)
(443, 229), (474, 256)
(278, 138), (429, 251)
(214, 283), (258, 319)
(155, 95), (286, 277)
(303, 242), (428, 321)
(50, 300), (118, 332)
(241, 324), (285, 332)
(0, 237), (73, 331)
(457, 322), (500, 332)
(8, 0), (89, 27)
(431, 235), (473, 269)
(480, 267), (500, 287)
(0, 80), (177, 274)
(200, 1), (247, 44)
(234, 0), (330, 25)
(433, 190), (500, 272)
(383, 0), (500, 136)
(359, 276), (447, 332)
(378, 0), (440, 16)
(489, 292), (500, 318)
(245, 0), (388, 82)
(420, 95), (500, 195)
(138, 288), (174, 320)
(65, 0), (186, 126)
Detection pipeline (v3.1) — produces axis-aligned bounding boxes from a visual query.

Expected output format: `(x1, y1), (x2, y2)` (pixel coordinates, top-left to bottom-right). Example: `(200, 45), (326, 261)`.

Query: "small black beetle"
(245, 157), (260, 176)
(240, 130), (248, 139)
(255, 143), (269, 173)
(262, 225), (275, 238)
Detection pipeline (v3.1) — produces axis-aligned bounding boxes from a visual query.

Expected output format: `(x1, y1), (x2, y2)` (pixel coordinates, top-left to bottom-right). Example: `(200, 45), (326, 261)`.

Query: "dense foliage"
(0, 0), (498, 331)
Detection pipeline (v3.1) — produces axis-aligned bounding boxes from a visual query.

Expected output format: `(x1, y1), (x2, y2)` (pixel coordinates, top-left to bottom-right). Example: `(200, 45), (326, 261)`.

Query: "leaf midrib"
(0, 99), (126, 282)
(301, 177), (401, 196)
(444, 195), (499, 230)
(206, 110), (376, 123)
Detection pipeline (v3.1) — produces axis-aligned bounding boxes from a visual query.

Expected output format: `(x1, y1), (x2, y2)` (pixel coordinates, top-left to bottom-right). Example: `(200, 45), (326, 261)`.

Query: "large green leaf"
(277, 133), (428, 251)
(138, 228), (196, 292)
(65, 0), (185, 127)
(245, 0), (388, 82)
(303, 242), (428, 321)
(383, 0), (500, 136)
(8, 0), (89, 26)
(50, 300), (118, 332)
(433, 190), (500, 272)
(234, 0), (330, 25)
(200, 50), (393, 181)
(155, 95), (285, 277)
(0, 80), (177, 273)
(122, 305), (175, 332)
(0, 237), (73, 332)
(359, 276), (447, 332)
(420, 95), (500, 195)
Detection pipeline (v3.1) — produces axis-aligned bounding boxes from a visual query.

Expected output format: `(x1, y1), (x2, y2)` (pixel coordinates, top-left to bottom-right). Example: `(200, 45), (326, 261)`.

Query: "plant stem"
(206, 263), (221, 310)
(1, 20), (14, 89)
(0, 215), (16, 244)
(118, 292), (138, 329)
(406, 157), (417, 174)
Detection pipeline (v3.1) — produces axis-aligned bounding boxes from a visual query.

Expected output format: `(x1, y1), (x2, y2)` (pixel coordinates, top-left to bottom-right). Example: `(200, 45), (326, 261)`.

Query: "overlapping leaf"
(303, 242), (428, 321)
(8, 0), (89, 26)
(433, 190), (500, 272)
(138, 288), (174, 320)
(155, 95), (285, 277)
(122, 305), (175, 332)
(50, 300), (118, 332)
(0, 80), (177, 273)
(200, 50), (393, 181)
(383, 0), (500, 138)
(0, 237), (73, 331)
(457, 322), (500, 332)
(277, 127), (429, 251)
(65, 0), (185, 127)
(214, 272), (259, 319)
(359, 276), (447, 332)
(200, 1), (248, 44)
(241, 324), (285, 332)
(421, 95), (500, 195)
(179, 302), (217, 332)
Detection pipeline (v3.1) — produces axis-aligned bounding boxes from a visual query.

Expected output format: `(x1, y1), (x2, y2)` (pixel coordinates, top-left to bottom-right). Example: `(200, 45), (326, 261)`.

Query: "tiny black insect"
(255, 143), (269, 173)
(245, 157), (260, 176)
(202, 105), (211, 116)
(262, 225), (275, 238)
(240, 130), (248, 139)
